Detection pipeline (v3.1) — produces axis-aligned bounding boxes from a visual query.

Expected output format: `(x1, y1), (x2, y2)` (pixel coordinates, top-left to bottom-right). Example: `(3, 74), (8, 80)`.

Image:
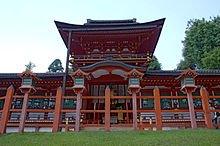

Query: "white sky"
(0, 0), (219, 73)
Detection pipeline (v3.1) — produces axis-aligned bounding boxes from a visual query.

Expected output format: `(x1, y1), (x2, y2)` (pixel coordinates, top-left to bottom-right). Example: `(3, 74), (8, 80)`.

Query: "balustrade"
(0, 86), (220, 133)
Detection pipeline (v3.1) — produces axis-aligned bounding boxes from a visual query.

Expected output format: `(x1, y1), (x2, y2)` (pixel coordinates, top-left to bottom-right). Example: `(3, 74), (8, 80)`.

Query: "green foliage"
(147, 56), (161, 70)
(177, 16), (220, 70)
(0, 130), (220, 145)
(177, 60), (191, 70)
(68, 67), (74, 73)
(202, 48), (220, 69)
(48, 59), (64, 72)
(25, 61), (36, 71)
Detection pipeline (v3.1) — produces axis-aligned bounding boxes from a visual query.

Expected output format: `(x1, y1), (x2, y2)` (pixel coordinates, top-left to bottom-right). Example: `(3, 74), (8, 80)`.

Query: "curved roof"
(54, 18), (165, 32)
(0, 70), (219, 82)
(54, 18), (165, 68)
(144, 70), (220, 78)
(80, 60), (146, 72)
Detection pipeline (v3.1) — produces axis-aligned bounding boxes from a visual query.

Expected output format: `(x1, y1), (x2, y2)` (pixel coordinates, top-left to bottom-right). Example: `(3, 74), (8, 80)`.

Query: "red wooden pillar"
(126, 102), (129, 123)
(18, 90), (30, 133)
(132, 89), (138, 130)
(75, 89), (83, 132)
(177, 68), (199, 129)
(0, 85), (14, 134)
(124, 68), (144, 130)
(69, 68), (89, 132)
(18, 91), (28, 133)
(186, 88), (197, 129)
(52, 87), (63, 132)
(200, 87), (214, 129)
(17, 69), (37, 133)
(105, 86), (111, 131)
(154, 87), (162, 130)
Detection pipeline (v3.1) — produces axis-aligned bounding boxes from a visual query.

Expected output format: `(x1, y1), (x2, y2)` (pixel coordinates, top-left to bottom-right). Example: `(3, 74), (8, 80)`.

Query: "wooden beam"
(81, 96), (105, 99)
(9, 109), (55, 112)
(0, 96), (6, 100)
(209, 96), (220, 99)
(111, 96), (132, 99)
(137, 110), (155, 113)
(136, 96), (154, 99)
(62, 96), (77, 99)
(7, 123), (53, 127)
(81, 110), (105, 113)
(61, 110), (76, 113)
(210, 109), (220, 112)
(161, 109), (203, 112)
(110, 110), (133, 113)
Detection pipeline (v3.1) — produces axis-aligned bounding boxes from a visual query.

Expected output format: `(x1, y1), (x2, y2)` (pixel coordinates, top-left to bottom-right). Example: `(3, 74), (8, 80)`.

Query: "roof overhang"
(54, 18), (165, 67)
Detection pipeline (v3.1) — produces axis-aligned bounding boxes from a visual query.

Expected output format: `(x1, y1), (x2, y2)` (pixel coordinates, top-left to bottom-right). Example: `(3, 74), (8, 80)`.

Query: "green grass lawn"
(0, 129), (220, 146)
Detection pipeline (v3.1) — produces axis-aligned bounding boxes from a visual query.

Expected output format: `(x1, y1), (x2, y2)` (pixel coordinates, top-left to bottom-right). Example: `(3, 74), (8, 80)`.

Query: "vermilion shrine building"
(0, 18), (220, 133)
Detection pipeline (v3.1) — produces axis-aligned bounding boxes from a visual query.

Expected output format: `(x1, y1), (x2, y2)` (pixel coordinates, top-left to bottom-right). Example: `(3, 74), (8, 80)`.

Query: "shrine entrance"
(79, 60), (144, 127)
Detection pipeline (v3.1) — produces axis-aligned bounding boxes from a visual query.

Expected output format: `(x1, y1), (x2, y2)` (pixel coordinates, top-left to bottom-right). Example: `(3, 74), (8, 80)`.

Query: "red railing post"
(132, 90), (138, 130)
(186, 88), (197, 129)
(52, 87), (63, 132)
(0, 85), (14, 134)
(18, 90), (29, 133)
(200, 87), (214, 129)
(105, 86), (111, 131)
(75, 89), (83, 132)
(154, 86), (162, 130)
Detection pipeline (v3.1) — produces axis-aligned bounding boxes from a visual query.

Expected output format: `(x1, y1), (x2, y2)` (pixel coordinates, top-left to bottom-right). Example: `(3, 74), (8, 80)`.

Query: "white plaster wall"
(24, 127), (35, 132)
(39, 127), (52, 132)
(162, 127), (180, 130)
(6, 127), (18, 133)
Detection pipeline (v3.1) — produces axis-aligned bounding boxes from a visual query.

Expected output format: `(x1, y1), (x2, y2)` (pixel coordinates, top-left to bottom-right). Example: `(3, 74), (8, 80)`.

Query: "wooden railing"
(0, 88), (219, 133)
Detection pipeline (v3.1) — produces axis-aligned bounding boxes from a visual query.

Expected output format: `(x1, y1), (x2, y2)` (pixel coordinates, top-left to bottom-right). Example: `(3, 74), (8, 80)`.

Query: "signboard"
(129, 78), (139, 84)
(75, 78), (84, 85)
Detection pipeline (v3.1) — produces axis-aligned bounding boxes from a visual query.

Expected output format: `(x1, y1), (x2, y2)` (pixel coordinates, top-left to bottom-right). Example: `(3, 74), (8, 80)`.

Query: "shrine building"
(0, 18), (220, 133)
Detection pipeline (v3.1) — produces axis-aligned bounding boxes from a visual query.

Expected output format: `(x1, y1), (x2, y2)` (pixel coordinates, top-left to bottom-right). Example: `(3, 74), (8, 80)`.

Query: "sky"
(0, 0), (219, 73)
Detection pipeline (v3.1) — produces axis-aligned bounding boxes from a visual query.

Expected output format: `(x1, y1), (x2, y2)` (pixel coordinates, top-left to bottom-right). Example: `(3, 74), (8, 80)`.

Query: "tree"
(202, 48), (220, 69)
(25, 61), (36, 71)
(48, 59), (64, 72)
(177, 16), (220, 70)
(147, 56), (161, 70)
(68, 67), (74, 73)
